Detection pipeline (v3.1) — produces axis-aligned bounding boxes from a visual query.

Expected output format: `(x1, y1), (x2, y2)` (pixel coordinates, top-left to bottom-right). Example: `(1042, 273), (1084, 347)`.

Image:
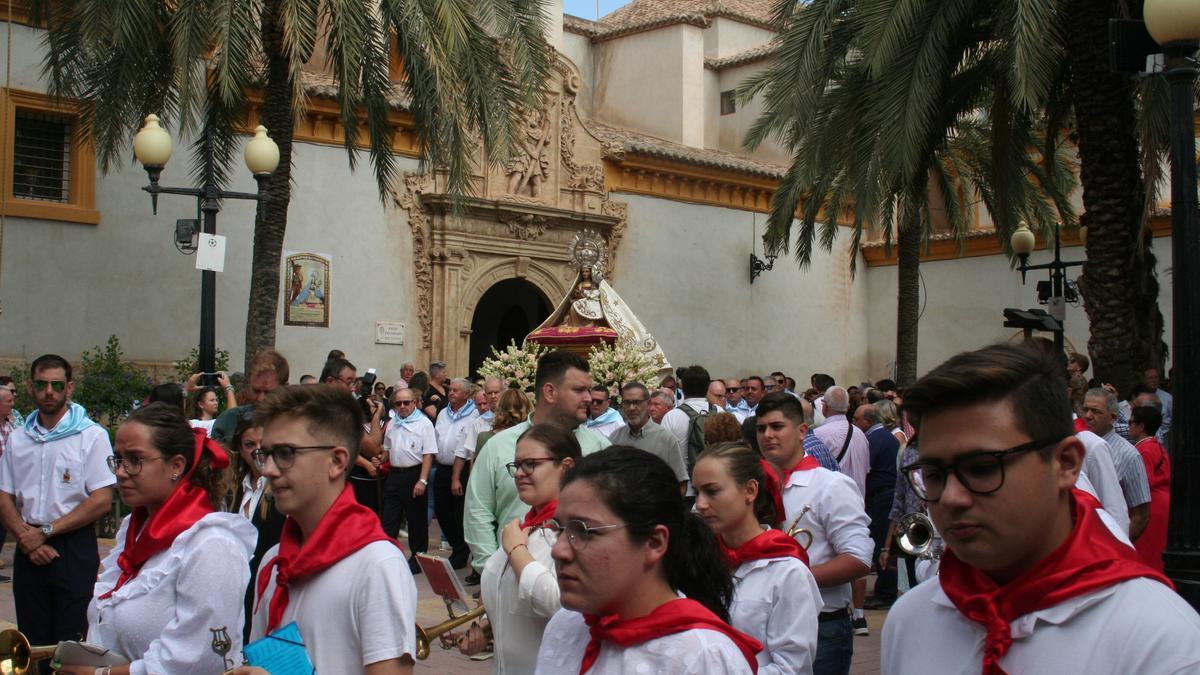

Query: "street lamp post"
(1144, 0), (1200, 608)
(133, 116), (280, 385)
(1009, 222), (1086, 356)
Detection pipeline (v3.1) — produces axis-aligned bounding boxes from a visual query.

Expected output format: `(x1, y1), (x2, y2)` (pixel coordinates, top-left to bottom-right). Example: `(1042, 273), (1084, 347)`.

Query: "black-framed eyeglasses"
(900, 436), (1065, 502)
(544, 518), (627, 550)
(33, 379), (67, 393)
(506, 457), (558, 477)
(727, 387), (741, 393)
(107, 454), (166, 476)
(589, 399), (608, 406)
(252, 444), (336, 470)
(393, 399), (416, 408)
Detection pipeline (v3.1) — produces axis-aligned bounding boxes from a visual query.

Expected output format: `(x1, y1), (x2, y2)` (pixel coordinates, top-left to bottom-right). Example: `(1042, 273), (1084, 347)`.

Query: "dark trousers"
(433, 463), (470, 569)
(351, 475), (382, 515)
(381, 466), (428, 557)
(15, 527), (99, 675)
(866, 487), (898, 601)
(813, 614), (854, 675)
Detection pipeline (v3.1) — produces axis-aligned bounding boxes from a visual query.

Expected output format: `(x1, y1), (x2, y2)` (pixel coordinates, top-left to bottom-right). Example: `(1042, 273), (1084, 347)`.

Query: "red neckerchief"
(256, 483), (399, 632)
(581, 598), (763, 673)
(780, 454), (821, 483)
(1072, 417), (1088, 433)
(100, 429), (229, 599)
(758, 460), (785, 527)
(720, 528), (809, 568)
(521, 500), (558, 529)
(939, 489), (1172, 675)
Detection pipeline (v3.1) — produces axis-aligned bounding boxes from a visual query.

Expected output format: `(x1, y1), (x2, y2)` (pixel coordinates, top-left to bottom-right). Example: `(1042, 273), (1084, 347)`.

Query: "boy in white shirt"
(233, 384), (417, 675)
(883, 344), (1200, 674)
(756, 392), (872, 675)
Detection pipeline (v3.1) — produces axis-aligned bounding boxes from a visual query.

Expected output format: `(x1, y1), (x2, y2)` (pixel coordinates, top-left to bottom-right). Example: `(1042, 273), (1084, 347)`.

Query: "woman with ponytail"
(535, 446), (762, 674)
(59, 402), (255, 675)
(694, 442), (821, 674)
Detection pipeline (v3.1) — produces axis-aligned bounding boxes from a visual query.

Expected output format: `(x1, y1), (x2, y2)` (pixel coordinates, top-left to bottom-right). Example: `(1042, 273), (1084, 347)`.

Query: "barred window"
(12, 109), (71, 203)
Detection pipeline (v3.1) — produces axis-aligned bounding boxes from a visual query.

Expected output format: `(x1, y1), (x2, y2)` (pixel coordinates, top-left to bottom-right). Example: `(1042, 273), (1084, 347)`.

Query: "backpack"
(680, 402), (716, 475)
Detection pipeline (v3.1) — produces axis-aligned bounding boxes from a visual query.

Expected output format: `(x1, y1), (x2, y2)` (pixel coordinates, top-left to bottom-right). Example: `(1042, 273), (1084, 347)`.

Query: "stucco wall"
(715, 62), (792, 165)
(703, 17), (775, 59)
(593, 24), (706, 145)
(609, 193), (870, 383)
(863, 238), (1176, 381)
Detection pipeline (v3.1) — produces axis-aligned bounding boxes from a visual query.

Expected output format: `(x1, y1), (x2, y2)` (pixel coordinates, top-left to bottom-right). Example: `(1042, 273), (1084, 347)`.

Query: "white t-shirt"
(384, 416), (438, 468)
(482, 526), (560, 673)
(781, 467), (874, 612)
(535, 608), (754, 674)
(250, 540), (418, 670)
(0, 419), (114, 524)
(89, 512), (256, 675)
(731, 556), (821, 675)
(188, 418), (216, 434)
(882, 576), (1200, 674)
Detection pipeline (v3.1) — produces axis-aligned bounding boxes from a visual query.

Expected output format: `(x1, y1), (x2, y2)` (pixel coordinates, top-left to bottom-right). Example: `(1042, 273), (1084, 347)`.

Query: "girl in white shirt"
(459, 423), (580, 672)
(694, 442), (821, 675)
(58, 402), (255, 675)
(231, 413), (286, 644)
(535, 445), (762, 674)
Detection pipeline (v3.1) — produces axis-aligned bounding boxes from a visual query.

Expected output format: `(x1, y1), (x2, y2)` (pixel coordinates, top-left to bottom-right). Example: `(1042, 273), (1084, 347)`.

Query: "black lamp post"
(750, 233), (778, 283)
(1009, 222), (1086, 356)
(133, 115), (280, 385)
(1144, 0), (1200, 608)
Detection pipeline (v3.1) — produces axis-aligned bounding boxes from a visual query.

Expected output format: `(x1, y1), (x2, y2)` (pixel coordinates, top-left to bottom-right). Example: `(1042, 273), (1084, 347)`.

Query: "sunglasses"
(726, 387), (741, 393)
(33, 379), (67, 393)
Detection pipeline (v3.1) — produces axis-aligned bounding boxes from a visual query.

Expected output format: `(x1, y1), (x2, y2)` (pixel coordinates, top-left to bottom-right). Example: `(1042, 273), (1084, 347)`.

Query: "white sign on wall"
(375, 321), (406, 345)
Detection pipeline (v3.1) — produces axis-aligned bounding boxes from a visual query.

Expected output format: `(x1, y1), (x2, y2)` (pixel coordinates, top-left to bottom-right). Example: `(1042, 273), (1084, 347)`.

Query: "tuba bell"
(0, 629), (56, 675)
(784, 504), (814, 550)
(415, 604), (487, 660)
(897, 512), (940, 560)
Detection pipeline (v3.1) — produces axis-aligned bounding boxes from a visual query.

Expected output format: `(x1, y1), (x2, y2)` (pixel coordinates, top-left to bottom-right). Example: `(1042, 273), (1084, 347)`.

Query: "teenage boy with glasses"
(235, 384), (417, 675)
(0, 354), (115, 671)
(882, 344), (1200, 674)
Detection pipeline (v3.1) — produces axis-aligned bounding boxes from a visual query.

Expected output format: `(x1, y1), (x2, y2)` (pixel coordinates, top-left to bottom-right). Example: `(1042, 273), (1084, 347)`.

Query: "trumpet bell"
(0, 629), (56, 675)
(415, 605), (487, 660)
(897, 512), (937, 559)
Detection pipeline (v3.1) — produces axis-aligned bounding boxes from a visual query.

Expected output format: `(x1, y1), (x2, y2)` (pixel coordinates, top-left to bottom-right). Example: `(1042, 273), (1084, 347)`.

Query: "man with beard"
(0, 354), (115, 666)
(609, 382), (688, 493)
(463, 351), (608, 576)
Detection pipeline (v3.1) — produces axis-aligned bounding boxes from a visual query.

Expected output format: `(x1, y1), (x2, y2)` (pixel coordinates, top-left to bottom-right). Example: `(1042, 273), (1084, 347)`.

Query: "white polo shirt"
(435, 404), (480, 464)
(0, 414), (114, 525)
(250, 540), (417, 670)
(383, 416), (437, 469)
(730, 556), (821, 674)
(882, 576), (1200, 674)
(781, 467), (874, 612)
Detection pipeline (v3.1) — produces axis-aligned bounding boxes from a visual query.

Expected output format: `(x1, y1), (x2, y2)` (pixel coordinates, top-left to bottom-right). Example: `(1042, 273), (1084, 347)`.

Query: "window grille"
(12, 109), (71, 203)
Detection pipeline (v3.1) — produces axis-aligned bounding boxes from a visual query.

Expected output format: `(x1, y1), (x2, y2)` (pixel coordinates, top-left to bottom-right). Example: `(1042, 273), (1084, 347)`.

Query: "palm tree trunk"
(1067, 0), (1167, 394)
(244, 0), (295, 371)
(895, 207), (922, 387)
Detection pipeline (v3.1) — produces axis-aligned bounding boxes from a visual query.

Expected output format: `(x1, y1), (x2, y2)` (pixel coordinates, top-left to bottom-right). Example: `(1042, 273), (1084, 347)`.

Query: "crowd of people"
(0, 342), (1198, 674)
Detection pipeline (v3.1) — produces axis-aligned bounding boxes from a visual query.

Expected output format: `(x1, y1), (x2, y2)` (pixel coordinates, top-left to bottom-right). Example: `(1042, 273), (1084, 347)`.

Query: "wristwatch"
(40, 523), (54, 538)
(419, 478), (428, 486)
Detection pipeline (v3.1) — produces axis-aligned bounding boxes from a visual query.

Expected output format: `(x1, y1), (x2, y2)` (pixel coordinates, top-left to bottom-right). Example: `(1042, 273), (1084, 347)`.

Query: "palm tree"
(32, 0), (555, 368)
(742, 0), (1078, 385)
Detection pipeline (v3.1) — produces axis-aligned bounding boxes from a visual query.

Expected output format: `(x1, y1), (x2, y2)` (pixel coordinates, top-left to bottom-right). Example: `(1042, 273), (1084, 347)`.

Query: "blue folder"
(243, 622), (316, 675)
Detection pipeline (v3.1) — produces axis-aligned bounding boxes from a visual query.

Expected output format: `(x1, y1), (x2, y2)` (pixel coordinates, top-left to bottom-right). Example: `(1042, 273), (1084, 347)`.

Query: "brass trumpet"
(784, 504), (814, 550)
(897, 512), (940, 560)
(415, 604), (487, 660)
(0, 629), (56, 675)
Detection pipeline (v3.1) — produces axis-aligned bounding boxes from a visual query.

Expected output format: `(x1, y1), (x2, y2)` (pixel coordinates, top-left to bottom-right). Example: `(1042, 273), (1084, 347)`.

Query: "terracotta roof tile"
(591, 122), (786, 179)
(705, 42), (777, 69)
(602, 0), (778, 30)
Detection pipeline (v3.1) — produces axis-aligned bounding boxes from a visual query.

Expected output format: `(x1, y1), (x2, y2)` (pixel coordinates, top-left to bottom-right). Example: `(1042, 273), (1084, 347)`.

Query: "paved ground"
(0, 529), (887, 673)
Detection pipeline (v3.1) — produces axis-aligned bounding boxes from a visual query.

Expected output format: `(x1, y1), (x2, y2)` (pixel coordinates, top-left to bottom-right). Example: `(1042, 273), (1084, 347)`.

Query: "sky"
(561, 0), (632, 20)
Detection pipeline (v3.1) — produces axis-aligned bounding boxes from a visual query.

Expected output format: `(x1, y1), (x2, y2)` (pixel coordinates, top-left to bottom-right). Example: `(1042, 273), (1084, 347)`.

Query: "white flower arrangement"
(587, 342), (661, 399)
(478, 341), (547, 393)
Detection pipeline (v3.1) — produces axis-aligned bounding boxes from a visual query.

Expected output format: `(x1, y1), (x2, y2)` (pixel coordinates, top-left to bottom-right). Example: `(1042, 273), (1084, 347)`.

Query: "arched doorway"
(469, 278), (552, 377)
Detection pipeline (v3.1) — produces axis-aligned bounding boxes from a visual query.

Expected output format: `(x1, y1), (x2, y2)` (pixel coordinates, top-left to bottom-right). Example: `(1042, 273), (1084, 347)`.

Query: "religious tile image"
(283, 252), (331, 327)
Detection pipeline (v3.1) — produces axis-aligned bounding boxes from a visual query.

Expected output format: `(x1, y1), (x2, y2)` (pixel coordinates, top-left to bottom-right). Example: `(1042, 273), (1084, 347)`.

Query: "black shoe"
(852, 616), (869, 636)
(0, 574), (10, 583)
(864, 596), (894, 610)
(464, 571), (481, 585)
(408, 557), (423, 575)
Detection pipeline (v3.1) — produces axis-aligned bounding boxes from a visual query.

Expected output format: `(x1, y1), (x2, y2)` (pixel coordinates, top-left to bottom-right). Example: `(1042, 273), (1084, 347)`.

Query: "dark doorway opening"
(469, 278), (552, 377)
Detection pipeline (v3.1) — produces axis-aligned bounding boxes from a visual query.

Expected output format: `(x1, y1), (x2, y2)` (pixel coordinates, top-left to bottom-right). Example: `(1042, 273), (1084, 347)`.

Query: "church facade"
(0, 0), (1176, 384)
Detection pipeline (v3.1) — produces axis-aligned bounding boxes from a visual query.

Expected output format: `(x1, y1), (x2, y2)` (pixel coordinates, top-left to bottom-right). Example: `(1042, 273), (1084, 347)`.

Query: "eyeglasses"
(33, 379), (67, 393)
(764, 384), (777, 391)
(621, 398), (647, 407)
(901, 436), (1064, 502)
(726, 387), (741, 393)
(544, 518), (628, 550)
(506, 457), (558, 477)
(107, 454), (166, 476)
(252, 444), (336, 470)
(589, 399), (608, 406)
(393, 399), (416, 408)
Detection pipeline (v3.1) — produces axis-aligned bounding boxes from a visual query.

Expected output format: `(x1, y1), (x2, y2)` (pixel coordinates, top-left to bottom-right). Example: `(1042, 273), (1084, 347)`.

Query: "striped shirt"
(1103, 429), (1153, 508)
(804, 431), (841, 473)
